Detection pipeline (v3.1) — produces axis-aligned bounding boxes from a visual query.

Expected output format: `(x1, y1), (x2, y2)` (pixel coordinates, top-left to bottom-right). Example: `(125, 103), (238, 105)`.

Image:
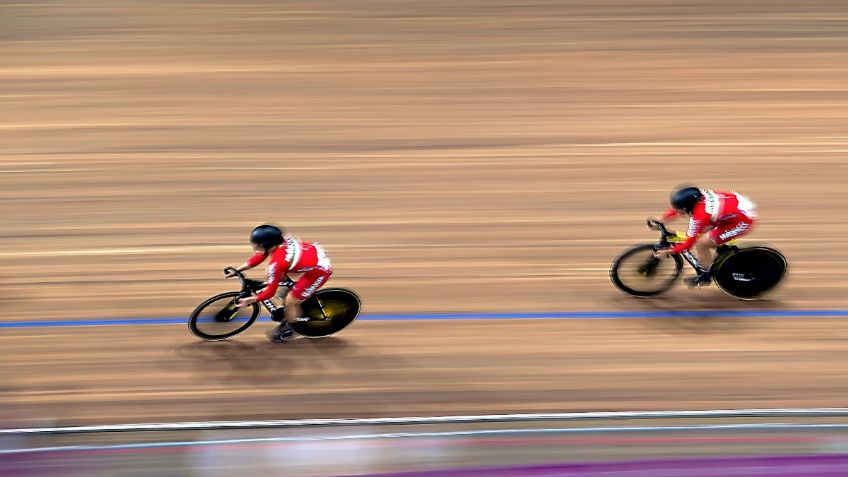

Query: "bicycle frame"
(646, 219), (732, 275)
(223, 267), (294, 316)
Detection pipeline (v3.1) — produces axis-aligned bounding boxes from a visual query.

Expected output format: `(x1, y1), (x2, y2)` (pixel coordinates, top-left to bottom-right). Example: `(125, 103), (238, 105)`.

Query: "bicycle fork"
(680, 250), (708, 274)
(217, 292), (252, 322)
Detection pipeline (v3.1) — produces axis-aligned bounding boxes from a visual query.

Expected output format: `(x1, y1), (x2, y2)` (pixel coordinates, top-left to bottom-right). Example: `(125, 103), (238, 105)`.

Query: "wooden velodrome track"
(2, 1), (848, 429)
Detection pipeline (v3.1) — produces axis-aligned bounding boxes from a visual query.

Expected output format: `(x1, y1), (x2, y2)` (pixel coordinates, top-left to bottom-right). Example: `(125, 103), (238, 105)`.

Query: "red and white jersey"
(246, 234), (332, 301)
(662, 189), (757, 254)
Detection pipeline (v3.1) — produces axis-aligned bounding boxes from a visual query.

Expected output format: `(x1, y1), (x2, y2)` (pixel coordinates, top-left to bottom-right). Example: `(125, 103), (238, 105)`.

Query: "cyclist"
(654, 186), (758, 286)
(227, 224), (333, 342)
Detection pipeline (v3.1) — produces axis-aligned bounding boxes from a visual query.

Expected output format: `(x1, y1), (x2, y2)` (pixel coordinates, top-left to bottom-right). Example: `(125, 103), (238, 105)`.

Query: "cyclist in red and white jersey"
(654, 186), (758, 286)
(227, 224), (332, 342)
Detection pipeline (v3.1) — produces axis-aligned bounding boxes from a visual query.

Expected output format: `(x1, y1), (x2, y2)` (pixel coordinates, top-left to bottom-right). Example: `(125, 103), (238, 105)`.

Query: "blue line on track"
(1, 309), (847, 329)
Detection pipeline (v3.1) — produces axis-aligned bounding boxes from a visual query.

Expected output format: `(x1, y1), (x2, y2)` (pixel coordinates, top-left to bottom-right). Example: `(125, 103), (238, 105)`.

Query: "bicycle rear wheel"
(610, 244), (683, 297)
(712, 247), (787, 300)
(292, 288), (361, 338)
(188, 291), (260, 341)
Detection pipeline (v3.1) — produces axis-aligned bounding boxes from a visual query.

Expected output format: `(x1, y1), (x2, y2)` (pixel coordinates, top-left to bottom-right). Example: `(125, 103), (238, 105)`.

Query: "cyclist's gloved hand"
(224, 268), (238, 279)
(646, 218), (663, 230)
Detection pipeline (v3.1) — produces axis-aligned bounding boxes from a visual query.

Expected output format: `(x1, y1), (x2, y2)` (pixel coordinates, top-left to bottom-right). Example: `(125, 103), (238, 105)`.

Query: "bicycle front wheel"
(188, 291), (260, 341)
(610, 244), (683, 297)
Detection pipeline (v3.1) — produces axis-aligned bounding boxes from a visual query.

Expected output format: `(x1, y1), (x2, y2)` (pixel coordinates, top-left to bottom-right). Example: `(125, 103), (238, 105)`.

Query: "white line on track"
(0, 238), (822, 258)
(569, 141), (848, 147)
(0, 245), (243, 257)
(0, 123), (138, 129)
(0, 235), (811, 259)
(0, 168), (107, 173)
(3, 408), (847, 436)
(3, 423), (848, 455)
(184, 166), (329, 171)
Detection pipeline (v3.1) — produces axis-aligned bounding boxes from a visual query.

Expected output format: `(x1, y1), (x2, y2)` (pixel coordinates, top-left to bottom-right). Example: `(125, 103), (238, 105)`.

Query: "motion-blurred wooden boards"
(1, 1), (847, 426)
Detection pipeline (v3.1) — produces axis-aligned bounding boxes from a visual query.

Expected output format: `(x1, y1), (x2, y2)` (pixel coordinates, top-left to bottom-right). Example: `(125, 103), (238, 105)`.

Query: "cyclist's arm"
(232, 262), (251, 273)
(255, 262), (283, 302)
(670, 215), (707, 254)
(236, 251), (267, 271)
(661, 207), (679, 221)
(228, 252), (268, 278)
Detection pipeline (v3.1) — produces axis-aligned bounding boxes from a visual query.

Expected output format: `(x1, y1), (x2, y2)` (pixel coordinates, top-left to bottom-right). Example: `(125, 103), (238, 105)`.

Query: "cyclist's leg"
(267, 269), (331, 342)
(710, 215), (755, 252)
(683, 235), (720, 286)
(688, 218), (753, 286)
(284, 268), (333, 324)
(694, 235), (718, 271)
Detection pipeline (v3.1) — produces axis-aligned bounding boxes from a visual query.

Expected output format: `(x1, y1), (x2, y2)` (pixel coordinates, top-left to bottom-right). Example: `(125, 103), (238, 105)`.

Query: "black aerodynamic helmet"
(669, 186), (703, 213)
(249, 224), (284, 249)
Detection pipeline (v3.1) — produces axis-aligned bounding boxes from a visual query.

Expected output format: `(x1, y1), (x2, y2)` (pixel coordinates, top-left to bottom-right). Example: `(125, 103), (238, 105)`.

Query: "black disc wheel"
(292, 288), (361, 338)
(188, 291), (260, 341)
(712, 247), (787, 300)
(610, 244), (683, 297)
